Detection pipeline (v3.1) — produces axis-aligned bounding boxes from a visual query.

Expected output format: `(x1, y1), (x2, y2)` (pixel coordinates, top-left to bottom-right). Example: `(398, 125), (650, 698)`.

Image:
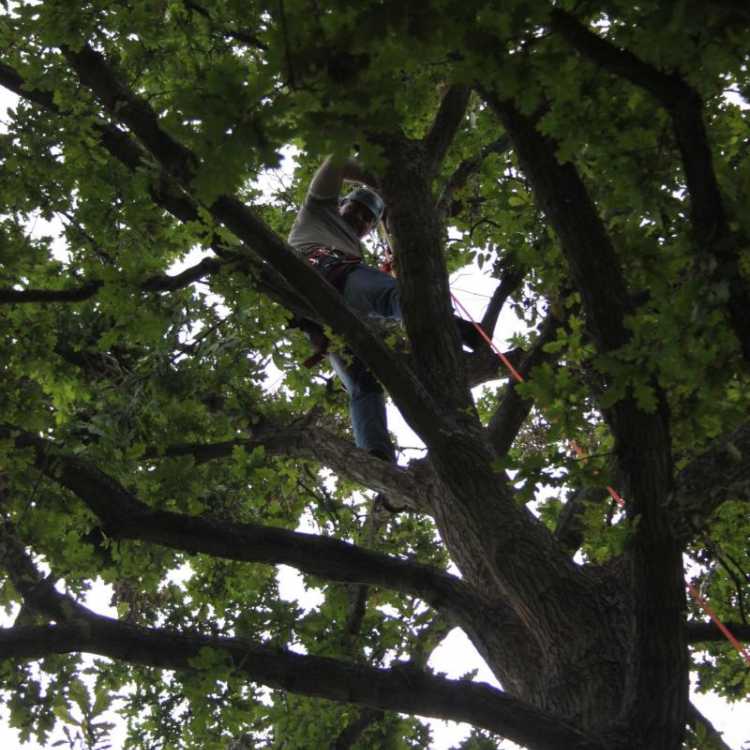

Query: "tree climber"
(289, 155), (485, 464)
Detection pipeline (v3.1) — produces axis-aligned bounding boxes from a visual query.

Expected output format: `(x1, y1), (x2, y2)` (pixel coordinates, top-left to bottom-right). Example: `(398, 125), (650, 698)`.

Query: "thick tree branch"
(549, 10), (687, 106)
(0, 527), (90, 623)
(378, 135), (477, 419)
(0, 256), (224, 305)
(6, 427), (546, 700)
(0, 59), (314, 323)
(379, 135), (601, 652)
(479, 263), (525, 337)
(0, 280), (102, 304)
(5, 429), (480, 622)
(60, 47), (196, 182)
(150, 420), (436, 513)
(481, 90), (632, 357)
(686, 620), (750, 644)
(464, 344), (523, 389)
(0, 620), (605, 750)
(550, 8), (750, 361)
(0, 530), (605, 750)
(481, 88), (685, 742)
(422, 85), (471, 175)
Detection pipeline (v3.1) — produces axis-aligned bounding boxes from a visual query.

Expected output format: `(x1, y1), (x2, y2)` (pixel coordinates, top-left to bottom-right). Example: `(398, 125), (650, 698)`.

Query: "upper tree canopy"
(0, 2), (749, 749)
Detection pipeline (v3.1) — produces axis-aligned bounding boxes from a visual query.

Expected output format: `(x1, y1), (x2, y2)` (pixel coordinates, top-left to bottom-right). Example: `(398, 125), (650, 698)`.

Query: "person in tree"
(289, 155), (485, 464)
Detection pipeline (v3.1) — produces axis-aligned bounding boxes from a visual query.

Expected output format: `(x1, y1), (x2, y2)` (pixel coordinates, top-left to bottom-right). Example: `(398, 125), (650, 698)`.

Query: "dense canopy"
(0, 1), (749, 749)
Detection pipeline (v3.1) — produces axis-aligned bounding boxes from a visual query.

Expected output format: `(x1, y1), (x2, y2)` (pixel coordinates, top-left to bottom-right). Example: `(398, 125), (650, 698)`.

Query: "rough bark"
(482, 90), (687, 747)
(0, 622), (608, 750)
(0, 528), (608, 750)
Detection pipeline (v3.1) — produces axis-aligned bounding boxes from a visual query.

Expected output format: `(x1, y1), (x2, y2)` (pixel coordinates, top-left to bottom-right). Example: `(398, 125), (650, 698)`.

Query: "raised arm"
(308, 155), (379, 199)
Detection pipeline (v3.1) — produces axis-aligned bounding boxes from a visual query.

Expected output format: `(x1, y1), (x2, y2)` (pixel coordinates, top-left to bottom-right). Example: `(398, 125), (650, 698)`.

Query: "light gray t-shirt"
(287, 192), (364, 259)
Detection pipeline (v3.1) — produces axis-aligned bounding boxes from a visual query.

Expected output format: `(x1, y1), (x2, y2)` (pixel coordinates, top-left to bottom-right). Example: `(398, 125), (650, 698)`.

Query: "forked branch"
(0, 528), (605, 750)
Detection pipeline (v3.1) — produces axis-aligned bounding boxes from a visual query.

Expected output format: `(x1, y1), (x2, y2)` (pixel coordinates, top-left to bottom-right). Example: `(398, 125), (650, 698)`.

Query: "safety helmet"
(341, 186), (385, 223)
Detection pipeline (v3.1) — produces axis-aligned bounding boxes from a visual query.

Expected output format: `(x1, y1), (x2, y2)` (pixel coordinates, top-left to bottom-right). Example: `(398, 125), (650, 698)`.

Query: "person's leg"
(328, 351), (396, 462)
(341, 265), (402, 321)
(341, 265), (488, 350)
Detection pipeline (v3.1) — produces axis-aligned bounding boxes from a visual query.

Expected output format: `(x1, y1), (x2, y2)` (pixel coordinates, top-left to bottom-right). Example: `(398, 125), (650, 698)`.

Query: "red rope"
(451, 292), (750, 667)
(451, 293), (524, 382)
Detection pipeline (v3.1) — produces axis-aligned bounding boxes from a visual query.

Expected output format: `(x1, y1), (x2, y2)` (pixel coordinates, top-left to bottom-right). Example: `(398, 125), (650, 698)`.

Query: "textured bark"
(0, 531), (608, 750)
(7, 431), (471, 617)
(0, 621), (608, 750)
(144, 421), (437, 513)
(483, 90), (687, 748)
(378, 147), (633, 732)
(423, 85), (472, 174)
(381, 139), (473, 416)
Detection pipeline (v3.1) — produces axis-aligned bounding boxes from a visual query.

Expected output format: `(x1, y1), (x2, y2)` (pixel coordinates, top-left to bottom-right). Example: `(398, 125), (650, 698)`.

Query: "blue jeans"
(329, 265), (401, 462)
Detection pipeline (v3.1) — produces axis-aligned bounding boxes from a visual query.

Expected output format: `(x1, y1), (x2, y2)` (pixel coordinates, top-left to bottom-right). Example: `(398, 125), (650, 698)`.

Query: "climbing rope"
(451, 291), (750, 667)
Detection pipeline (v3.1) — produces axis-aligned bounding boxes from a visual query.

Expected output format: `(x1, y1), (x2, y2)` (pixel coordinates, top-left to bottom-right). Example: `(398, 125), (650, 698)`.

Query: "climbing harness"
(304, 246), (362, 291)
(450, 291), (750, 667)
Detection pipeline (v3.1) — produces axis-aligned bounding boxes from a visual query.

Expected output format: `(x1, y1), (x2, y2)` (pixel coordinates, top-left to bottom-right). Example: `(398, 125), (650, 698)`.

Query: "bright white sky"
(1, 82), (748, 750)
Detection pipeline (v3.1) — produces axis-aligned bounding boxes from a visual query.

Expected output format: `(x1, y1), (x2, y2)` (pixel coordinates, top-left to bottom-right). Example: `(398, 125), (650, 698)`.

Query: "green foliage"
(689, 501), (750, 703)
(449, 728), (502, 750)
(0, 0), (749, 748)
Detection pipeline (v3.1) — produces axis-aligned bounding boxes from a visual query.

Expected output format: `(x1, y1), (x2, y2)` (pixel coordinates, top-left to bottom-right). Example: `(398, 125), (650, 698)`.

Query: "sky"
(1, 75), (748, 750)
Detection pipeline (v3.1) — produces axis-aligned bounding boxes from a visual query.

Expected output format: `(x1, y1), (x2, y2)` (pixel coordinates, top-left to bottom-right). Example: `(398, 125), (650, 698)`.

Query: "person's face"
(339, 200), (376, 238)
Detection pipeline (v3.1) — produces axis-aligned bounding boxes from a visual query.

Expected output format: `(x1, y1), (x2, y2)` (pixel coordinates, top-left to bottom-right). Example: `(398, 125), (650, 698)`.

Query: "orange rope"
(451, 291), (750, 667)
(686, 582), (750, 664)
(451, 293), (524, 382)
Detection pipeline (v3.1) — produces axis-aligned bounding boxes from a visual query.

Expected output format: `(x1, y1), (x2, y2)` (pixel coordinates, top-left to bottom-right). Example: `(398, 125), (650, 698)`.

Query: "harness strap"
(305, 246), (362, 291)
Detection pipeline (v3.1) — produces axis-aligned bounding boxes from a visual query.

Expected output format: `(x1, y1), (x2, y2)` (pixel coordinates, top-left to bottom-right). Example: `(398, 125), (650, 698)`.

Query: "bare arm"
(308, 155), (379, 199)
